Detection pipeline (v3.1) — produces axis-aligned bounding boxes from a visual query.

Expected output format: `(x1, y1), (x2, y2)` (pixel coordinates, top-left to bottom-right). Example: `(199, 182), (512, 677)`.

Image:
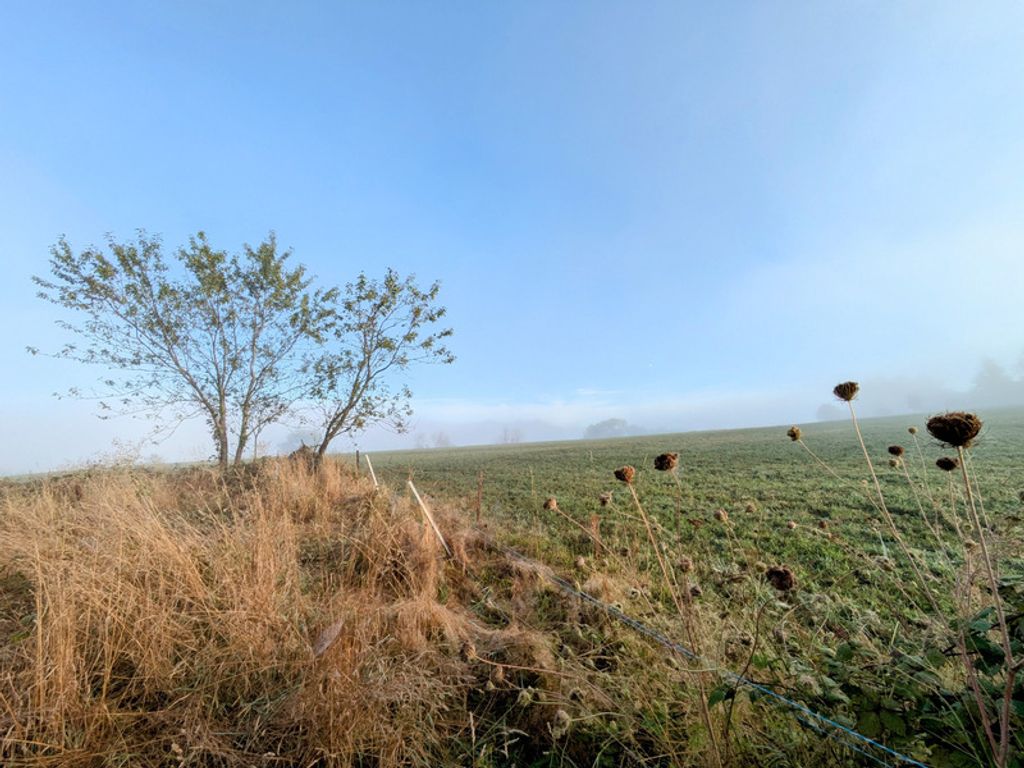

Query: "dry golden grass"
(4, 450), (922, 767)
(0, 459), (608, 767)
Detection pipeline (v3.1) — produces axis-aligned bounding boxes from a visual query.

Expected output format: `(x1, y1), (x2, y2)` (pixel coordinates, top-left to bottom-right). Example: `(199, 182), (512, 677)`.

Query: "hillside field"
(368, 407), (1024, 765)
(0, 407), (1021, 767)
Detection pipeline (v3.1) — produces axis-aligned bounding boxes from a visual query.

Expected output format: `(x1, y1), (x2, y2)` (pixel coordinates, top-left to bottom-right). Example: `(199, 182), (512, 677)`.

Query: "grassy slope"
(369, 408), (1024, 522)
(4, 462), (692, 767)
(1, 408), (1020, 766)
(364, 407), (1024, 766)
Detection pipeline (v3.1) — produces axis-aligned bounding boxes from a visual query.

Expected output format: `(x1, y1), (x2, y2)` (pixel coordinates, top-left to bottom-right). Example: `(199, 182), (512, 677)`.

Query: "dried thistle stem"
(909, 428), (937, 507)
(956, 446), (1014, 766)
(845, 402), (941, 616)
(796, 438), (882, 514)
(898, 460), (947, 559)
(624, 482), (722, 768)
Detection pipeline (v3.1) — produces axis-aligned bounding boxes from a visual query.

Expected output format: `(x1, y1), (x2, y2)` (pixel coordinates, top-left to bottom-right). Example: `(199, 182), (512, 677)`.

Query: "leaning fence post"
(407, 480), (452, 556)
(364, 454), (378, 488)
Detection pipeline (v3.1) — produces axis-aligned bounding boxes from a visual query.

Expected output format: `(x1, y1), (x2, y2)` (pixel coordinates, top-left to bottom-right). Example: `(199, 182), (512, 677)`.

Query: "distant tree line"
(583, 418), (646, 440)
(30, 231), (454, 468)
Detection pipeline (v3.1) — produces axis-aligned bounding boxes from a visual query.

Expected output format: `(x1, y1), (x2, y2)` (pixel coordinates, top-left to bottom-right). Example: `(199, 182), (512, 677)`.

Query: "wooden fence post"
(364, 454), (379, 489)
(408, 481), (452, 556)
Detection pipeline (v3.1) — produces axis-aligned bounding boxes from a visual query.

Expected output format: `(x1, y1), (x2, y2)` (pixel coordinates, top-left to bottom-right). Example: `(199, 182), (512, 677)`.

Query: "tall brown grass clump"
(0, 459), (565, 767)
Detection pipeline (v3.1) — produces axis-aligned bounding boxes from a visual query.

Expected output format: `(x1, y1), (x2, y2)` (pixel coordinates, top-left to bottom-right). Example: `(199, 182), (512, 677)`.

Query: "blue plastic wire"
(483, 534), (929, 768)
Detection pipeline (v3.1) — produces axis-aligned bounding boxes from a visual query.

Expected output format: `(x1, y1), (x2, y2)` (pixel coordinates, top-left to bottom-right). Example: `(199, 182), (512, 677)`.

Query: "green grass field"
(363, 407), (1024, 766)
(370, 408), (1024, 588)
(369, 409), (1024, 520)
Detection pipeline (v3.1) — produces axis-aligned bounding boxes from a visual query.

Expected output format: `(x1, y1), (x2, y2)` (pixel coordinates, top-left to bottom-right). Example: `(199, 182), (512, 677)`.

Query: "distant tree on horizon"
(583, 418), (646, 440)
(499, 426), (522, 444)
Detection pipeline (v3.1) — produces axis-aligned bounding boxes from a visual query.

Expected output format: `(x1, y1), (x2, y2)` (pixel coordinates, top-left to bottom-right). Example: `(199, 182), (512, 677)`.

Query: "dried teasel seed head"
(653, 452), (678, 471)
(908, 426), (918, 435)
(833, 381), (860, 402)
(689, 584), (703, 598)
(460, 640), (478, 662)
(787, 426), (802, 442)
(745, 502), (757, 514)
(888, 445), (905, 457)
(888, 458), (900, 468)
(817, 520), (828, 530)
(574, 556), (587, 570)
(926, 412), (982, 449)
(786, 520), (797, 530)
(614, 466), (636, 484)
(765, 565), (797, 592)
(543, 496), (558, 511)
(677, 555), (694, 573)
(936, 456), (959, 472)
(598, 491), (613, 507)
(713, 508), (728, 523)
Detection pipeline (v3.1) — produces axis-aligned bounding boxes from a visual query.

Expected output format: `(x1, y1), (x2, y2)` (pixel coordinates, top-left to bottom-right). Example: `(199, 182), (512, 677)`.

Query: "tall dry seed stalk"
(928, 412), (1018, 768)
(615, 466), (723, 768)
(796, 384), (1019, 767)
(832, 382), (941, 617)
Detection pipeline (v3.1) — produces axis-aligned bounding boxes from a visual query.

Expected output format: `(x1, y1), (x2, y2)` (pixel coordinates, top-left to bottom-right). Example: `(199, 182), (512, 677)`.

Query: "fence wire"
(381, 467), (930, 767)
(478, 531), (929, 768)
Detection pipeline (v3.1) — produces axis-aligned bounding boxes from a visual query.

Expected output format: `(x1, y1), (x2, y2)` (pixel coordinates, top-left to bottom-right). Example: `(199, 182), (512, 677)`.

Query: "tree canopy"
(308, 269), (454, 459)
(31, 231), (453, 467)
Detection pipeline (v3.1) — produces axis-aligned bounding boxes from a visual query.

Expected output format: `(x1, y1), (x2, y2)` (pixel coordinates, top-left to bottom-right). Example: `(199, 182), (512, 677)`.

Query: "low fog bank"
(814, 360), (1024, 421)
(395, 359), (1024, 451)
(5, 360), (1023, 475)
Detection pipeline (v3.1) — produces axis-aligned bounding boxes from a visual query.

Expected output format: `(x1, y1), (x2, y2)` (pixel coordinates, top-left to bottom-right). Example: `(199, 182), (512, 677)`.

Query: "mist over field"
(5, 355), (1023, 475)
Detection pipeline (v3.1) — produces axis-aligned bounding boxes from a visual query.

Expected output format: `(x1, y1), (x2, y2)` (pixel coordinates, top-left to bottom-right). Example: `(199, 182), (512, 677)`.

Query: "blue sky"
(2, 2), (1023, 472)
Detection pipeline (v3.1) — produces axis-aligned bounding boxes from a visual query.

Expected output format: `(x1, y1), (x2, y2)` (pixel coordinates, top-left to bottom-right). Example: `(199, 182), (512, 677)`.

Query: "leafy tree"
(307, 269), (454, 460)
(583, 418), (645, 440)
(31, 231), (334, 468)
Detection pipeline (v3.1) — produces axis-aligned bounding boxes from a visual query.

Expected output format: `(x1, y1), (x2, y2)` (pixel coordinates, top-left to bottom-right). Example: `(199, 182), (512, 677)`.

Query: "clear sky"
(2, 2), (1024, 473)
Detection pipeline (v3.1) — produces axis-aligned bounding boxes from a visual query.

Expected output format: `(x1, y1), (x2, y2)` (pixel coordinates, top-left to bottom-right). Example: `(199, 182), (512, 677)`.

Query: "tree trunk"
(216, 400), (230, 470)
(315, 436), (330, 461)
(233, 401), (251, 465)
(212, 425), (229, 470)
(218, 434), (230, 470)
(233, 432), (248, 465)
